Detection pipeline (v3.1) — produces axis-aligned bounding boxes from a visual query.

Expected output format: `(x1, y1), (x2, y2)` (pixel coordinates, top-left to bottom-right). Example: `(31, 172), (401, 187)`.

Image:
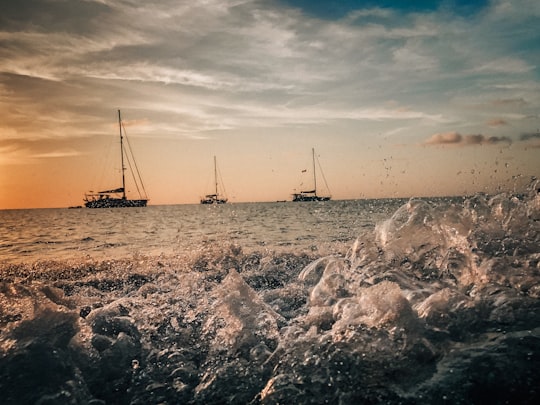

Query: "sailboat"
(292, 148), (331, 202)
(200, 156), (228, 204)
(84, 110), (148, 208)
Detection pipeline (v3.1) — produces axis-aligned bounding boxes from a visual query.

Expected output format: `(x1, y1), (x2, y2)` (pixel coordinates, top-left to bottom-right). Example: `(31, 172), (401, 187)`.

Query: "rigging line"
(122, 122), (148, 198)
(120, 135), (140, 197)
(124, 148), (143, 198)
(216, 162), (227, 197)
(121, 122), (143, 198)
(126, 150), (145, 198)
(316, 153), (332, 196)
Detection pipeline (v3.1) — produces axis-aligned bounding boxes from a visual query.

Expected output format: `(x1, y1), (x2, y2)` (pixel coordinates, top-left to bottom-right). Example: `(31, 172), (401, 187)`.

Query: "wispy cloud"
(486, 118), (508, 127)
(490, 98), (528, 108)
(472, 57), (533, 74)
(31, 149), (82, 159)
(0, 140), (83, 165)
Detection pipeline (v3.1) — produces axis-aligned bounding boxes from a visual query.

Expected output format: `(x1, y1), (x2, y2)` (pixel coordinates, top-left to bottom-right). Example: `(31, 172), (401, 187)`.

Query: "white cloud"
(32, 149), (82, 159)
(472, 58), (533, 74)
(392, 46), (437, 71)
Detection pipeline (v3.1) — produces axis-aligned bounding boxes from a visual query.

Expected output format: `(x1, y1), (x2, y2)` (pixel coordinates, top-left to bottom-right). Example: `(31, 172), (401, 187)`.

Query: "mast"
(312, 147), (317, 195)
(118, 110), (126, 199)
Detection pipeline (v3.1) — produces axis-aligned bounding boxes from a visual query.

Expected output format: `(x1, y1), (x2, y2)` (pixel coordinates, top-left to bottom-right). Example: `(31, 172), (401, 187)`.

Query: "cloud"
(423, 132), (462, 145)
(472, 57), (533, 74)
(520, 132), (540, 141)
(31, 149), (82, 159)
(0, 0), (539, 144)
(490, 98), (528, 107)
(423, 132), (512, 146)
(486, 118), (508, 127)
(0, 139), (84, 165)
(121, 118), (150, 128)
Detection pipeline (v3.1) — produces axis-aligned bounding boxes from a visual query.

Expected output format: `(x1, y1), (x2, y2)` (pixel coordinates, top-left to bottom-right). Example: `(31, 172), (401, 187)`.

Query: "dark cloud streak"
(424, 132), (512, 146)
(0, 0), (111, 34)
(520, 132), (540, 141)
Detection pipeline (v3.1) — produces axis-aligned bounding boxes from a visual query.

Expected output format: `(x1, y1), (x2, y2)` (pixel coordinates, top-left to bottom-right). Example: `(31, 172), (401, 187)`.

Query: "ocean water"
(0, 199), (405, 264)
(1, 182), (539, 404)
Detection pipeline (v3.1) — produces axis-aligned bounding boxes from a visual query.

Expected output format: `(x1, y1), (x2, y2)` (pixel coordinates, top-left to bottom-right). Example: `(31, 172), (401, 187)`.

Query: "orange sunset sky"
(1, 0), (539, 209)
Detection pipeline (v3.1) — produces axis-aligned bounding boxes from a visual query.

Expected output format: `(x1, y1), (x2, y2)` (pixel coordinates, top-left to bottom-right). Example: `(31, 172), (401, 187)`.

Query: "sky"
(0, 0), (539, 209)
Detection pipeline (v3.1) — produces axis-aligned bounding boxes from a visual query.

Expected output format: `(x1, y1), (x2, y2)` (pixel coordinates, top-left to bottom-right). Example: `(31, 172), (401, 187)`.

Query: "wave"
(1, 181), (539, 404)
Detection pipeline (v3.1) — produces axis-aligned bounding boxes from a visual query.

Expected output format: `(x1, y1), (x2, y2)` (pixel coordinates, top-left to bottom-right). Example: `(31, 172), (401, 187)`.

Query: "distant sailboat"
(84, 110), (148, 208)
(292, 148), (331, 202)
(200, 156), (228, 204)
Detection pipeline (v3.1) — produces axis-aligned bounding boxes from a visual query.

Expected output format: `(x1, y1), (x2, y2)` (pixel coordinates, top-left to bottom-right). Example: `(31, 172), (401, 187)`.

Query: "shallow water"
(1, 184), (539, 404)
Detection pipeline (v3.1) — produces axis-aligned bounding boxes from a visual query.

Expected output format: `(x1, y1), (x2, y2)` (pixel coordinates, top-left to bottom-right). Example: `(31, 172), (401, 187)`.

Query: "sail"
(98, 187), (124, 194)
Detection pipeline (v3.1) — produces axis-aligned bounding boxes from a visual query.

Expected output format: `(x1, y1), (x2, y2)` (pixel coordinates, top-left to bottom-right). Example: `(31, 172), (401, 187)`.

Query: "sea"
(1, 181), (539, 404)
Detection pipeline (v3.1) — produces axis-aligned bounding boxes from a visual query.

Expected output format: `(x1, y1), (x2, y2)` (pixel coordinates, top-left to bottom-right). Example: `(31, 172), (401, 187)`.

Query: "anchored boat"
(292, 148), (331, 202)
(84, 110), (148, 208)
(200, 156), (228, 204)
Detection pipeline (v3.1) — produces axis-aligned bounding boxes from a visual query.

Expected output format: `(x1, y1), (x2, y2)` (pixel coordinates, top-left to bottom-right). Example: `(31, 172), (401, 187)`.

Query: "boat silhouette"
(200, 156), (228, 204)
(84, 110), (148, 208)
(292, 148), (331, 202)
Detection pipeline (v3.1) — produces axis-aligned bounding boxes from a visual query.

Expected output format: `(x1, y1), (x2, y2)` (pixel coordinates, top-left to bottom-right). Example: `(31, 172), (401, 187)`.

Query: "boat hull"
(200, 198), (227, 204)
(84, 198), (148, 208)
(291, 148), (331, 202)
(200, 192), (227, 204)
(292, 194), (331, 202)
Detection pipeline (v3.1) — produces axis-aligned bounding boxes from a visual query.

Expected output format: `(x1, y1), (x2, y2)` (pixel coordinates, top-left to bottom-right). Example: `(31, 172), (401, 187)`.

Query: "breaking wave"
(1, 181), (539, 404)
